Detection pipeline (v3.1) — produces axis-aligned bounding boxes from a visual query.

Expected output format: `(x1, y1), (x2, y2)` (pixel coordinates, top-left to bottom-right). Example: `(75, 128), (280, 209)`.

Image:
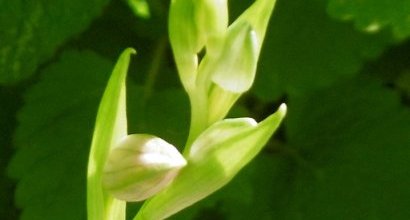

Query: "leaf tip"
(278, 103), (287, 117)
(124, 47), (137, 55)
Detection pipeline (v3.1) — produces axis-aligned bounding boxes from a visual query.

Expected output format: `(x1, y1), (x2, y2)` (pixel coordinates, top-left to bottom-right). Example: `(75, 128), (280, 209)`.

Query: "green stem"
(139, 37), (167, 129)
(183, 90), (208, 155)
(143, 37), (167, 102)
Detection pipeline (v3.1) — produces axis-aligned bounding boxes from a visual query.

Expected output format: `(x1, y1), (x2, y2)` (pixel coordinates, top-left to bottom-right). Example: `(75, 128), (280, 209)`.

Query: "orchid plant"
(86, 0), (286, 219)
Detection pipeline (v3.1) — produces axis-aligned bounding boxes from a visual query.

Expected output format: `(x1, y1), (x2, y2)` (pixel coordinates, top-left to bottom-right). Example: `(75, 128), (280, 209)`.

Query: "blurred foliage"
(327, 0), (410, 39)
(254, 0), (392, 100)
(0, 0), (409, 219)
(0, 0), (110, 84)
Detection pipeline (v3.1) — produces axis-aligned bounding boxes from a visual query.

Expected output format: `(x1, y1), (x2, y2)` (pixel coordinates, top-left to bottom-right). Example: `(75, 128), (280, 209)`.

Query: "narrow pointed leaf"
(87, 48), (135, 220)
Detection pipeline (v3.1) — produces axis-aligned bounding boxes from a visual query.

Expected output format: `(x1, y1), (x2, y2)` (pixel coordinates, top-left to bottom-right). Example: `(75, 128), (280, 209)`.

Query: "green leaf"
(279, 78), (410, 219)
(327, 0), (410, 40)
(0, 87), (21, 219)
(396, 70), (410, 97)
(252, 0), (392, 101)
(87, 48), (135, 220)
(0, 0), (110, 84)
(7, 50), (115, 220)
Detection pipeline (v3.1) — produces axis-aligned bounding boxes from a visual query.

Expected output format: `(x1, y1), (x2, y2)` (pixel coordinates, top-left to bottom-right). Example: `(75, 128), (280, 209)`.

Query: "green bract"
(87, 48), (135, 220)
(208, 21), (258, 93)
(87, 0), (284, 219)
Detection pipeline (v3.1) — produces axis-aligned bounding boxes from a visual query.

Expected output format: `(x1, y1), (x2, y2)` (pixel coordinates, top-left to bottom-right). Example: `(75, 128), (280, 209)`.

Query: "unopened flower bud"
(194, 0), (228, 52)
(169, 0), (228, 91)
(102, 134), (187, 202)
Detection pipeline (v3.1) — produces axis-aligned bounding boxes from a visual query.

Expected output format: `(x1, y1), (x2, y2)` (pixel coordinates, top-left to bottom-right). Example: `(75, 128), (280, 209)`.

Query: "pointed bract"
(208, 22), (259, 93)
(233, 0), (277, 52)
(87, 48), (135, 220)
(208, 0), (277, 93)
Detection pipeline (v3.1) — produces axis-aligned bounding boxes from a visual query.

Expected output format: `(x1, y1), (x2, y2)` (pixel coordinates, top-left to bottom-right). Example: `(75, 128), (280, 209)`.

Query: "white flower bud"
(102, 134), (187, 202)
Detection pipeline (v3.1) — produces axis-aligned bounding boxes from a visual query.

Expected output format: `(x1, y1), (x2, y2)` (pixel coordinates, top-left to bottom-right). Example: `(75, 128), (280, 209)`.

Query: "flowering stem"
(143, 37), (167, 102)
(184, 90), (208, 155)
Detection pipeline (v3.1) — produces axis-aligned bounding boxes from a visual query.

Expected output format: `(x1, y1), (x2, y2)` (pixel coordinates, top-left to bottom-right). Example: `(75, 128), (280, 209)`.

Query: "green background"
(1, 0), (409, 219)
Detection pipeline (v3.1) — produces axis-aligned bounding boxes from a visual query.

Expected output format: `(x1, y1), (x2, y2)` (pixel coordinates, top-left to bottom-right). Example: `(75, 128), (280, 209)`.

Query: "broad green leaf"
(0, 0), (109, 84)
(327, 0), (410, 40)
(87, 48), (135, 220)
(0, 87), (20, 219)
(396, 70), (410, 98)
(278, 78), (410, 219)
(7, 51), (115, 220)
(252, 0), (392, 101)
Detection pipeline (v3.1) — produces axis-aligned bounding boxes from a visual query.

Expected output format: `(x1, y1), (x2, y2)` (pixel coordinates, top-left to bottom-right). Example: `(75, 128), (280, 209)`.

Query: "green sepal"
(169, 0), (198, 91)
(194, 0), (228, 51)
(87, 48), (135, 220)
(134, 104), (287, 220)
